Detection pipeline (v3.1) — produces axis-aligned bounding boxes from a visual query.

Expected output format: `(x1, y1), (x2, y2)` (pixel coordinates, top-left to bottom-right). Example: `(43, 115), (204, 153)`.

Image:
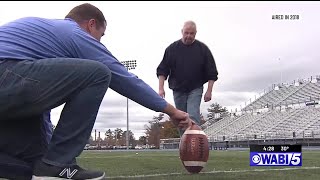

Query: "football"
(179, 123), (209, 174)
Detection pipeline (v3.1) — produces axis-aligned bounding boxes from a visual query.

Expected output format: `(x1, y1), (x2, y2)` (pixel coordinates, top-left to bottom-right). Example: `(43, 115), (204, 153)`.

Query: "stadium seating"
(204, 76), (320, 142)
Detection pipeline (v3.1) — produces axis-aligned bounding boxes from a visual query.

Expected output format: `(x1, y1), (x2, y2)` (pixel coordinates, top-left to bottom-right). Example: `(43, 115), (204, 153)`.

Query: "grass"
(77, 150), (320, 179)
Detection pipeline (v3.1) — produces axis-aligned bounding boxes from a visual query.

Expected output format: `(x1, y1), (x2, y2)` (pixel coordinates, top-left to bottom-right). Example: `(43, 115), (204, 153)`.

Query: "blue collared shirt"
(0, 17), (167, 138)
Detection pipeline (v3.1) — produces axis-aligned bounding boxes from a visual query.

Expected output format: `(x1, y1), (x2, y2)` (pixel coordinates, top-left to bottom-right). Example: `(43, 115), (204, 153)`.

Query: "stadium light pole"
(279, 58), (283, 83)
(120, 60), (137, 150)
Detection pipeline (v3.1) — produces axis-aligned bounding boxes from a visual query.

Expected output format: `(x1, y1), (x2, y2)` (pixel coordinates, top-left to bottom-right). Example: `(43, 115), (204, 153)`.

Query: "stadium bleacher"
(203, 76), (320, 142)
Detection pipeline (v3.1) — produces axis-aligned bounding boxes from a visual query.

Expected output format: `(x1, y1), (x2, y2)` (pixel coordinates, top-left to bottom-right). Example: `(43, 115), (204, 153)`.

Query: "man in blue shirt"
(0, 3), (192, 179)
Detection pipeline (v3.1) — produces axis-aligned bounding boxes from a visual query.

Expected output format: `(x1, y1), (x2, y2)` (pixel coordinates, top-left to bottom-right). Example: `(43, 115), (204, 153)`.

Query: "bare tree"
(145, 113), (164, 148)
(207, 102), (229, 123)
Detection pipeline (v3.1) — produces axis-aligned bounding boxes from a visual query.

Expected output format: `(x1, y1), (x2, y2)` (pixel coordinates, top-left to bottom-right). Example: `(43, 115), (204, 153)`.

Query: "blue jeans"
(173, 87), (203, 134)
(0, 58), (111, 167)
(0, 115), (45, 179)
(0, 113), (52, 179)
(0, 152), (33, 180)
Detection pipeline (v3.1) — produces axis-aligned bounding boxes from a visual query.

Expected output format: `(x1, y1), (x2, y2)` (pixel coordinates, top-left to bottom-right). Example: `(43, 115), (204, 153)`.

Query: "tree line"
(83, 102), (229, 148)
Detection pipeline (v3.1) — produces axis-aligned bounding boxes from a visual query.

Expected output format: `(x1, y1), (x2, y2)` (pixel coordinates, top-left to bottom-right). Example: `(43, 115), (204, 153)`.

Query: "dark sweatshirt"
(157, 39), (218, 92)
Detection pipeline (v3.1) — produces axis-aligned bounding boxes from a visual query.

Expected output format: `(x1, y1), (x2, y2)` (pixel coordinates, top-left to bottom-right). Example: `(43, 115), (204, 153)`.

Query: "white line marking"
(184, 130), (206, 135)
(183, 161), (206, 166)
(106, 166), (320, 179)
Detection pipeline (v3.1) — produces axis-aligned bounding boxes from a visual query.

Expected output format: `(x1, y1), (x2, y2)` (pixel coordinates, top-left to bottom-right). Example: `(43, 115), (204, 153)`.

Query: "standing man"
(0, 3), (192, 179)
(157, 20), (218, 133)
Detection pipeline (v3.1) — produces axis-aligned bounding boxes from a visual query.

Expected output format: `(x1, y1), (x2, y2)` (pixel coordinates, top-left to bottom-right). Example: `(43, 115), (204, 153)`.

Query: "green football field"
(77, 150), (320, 180)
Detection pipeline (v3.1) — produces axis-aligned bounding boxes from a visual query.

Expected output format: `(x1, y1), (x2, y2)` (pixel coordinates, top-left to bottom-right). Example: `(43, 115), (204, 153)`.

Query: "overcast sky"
(1, 1), (320, 139)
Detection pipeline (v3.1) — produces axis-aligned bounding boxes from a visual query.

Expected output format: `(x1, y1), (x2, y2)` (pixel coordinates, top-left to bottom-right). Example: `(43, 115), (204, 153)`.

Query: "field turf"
(77, 149), (320, 179)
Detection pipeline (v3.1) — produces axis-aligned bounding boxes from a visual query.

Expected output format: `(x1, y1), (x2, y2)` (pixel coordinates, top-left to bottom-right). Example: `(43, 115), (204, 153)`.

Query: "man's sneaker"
(32, 161), (105, 180)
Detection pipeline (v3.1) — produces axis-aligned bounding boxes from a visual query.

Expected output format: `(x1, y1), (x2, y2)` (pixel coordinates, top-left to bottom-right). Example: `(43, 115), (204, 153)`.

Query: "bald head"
(181, 20), (197, 45)
(183, 21), (197, 30)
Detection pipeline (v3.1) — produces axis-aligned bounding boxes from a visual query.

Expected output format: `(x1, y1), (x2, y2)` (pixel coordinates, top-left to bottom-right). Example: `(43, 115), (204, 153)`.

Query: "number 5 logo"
(290, 153), (301, 166)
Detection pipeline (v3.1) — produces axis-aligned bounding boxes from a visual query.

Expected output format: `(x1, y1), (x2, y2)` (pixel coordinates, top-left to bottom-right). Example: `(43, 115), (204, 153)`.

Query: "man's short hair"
(65, 3), (106, 28)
